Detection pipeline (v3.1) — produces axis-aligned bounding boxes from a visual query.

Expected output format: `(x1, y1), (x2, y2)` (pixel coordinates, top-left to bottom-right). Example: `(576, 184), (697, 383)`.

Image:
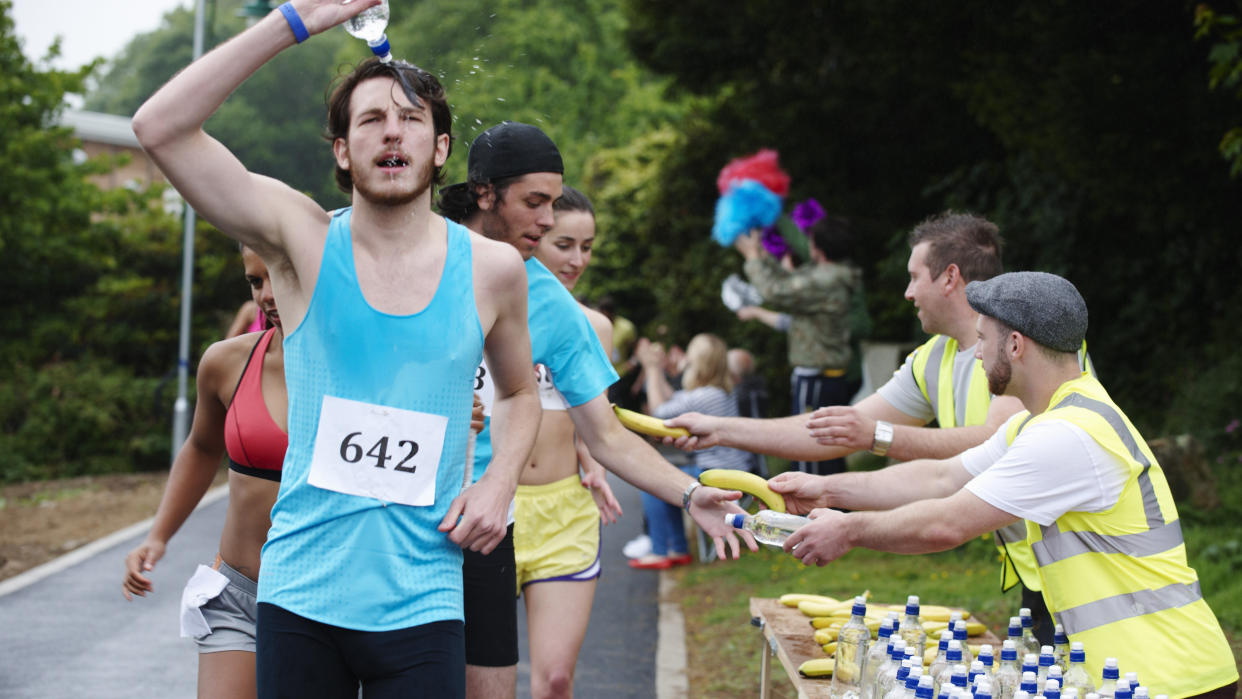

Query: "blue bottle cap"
(727, 513), (745, 529)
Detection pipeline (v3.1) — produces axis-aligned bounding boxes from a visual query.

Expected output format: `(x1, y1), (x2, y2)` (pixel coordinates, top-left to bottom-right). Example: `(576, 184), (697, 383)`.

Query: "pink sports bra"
(224, 328), (287, 480)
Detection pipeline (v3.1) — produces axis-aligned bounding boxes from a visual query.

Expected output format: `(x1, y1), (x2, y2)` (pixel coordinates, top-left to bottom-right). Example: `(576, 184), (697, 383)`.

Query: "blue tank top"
(257, 209), (483, 631)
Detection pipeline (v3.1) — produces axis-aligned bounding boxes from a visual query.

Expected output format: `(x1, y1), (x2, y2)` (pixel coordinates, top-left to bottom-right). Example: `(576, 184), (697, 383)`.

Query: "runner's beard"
(986, 347), (1012, 396)
(353, 153), (435, 207)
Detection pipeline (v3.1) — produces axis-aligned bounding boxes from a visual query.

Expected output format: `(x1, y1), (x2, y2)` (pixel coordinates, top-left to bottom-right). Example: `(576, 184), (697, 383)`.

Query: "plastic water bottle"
(1061, 643), (1093, 695)
(974, 678), (994, 699)
(1046, 668), (1064, 696)
(994, 641), (1021, 699)
(976, 646), (996, 686)
(1036, 646), (1056, 685)
(1018, 671), (1038, 696)
(953, 620), (975, 668)
(874, 639), (908, 699)
(1043, 679), (1062, 699)
(968, 661), (986, 691)
(928, 630), (954, 690)
(1020, 654), (1038, 684)
(884, 659), (914, 699)
(1007, 616), (1023, 651)
(1131, 688), (1148, 699)
(1096, 658), (1120, 699)
(916, 674), (935, 699)
(865, 617), (898, 696)
(1019, 608), (1039, 658)
(898, 667), (924, 699)
(1052, 625), (1069, 668)
(899, 595), (928, 661)
(725, 511), (809, 547)
(934, 641), (966, 698)
(343, 0), (392, 63)
(1122, 675), (1139, 692)
(949, 664), (970, 693)
(1113, 680), (1132, 699)
(833, 596), (872, 699)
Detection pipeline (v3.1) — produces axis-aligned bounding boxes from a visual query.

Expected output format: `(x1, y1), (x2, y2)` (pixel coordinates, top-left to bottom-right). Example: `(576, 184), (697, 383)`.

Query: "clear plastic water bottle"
(833, 595), (873, 699)
(1131, 688), (1148, 699)
(976, 646), (996, 686)
(1007, 616), (1023, 651)
(899, 595), (928, 661)
(1020, 654), (1038, 684)
(863, 617), (897, 696)
(875, 639), (908, 699)
(935, 640), (966, 698)
(343, 0), (392, 63)
(949, 664), (970, 693)
(974, 678), (994, 699)
(1043, 679), (1062, 699)
(994, 640), (1021, 699)
(1018, 671), (1038, 696)
(1036, 646), (1057, 685)
(928, 630), (954, 691)
(898, 667), (924, 699)
(968, 661), (986, 691)
(884, 659), (914, 699)
(953, 620), (974, 668)
(725, 511), (809, 547)
(1019, 608), (1039, 658)
(916, 674), (936, 699)
(1113, 680), (1132, 699)
(1096, 658), (1120, 699)
(1122, 674), (1139, 692)
(1047, 667), (1064, 696)
(1052, 625), (1069, 668)
(1062, 643), (1093, 695)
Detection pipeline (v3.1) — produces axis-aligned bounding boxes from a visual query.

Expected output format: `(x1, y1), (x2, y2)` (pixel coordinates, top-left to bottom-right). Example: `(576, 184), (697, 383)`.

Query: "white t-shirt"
(877, 341), (981, 423)
(961, 414), (1130, 526)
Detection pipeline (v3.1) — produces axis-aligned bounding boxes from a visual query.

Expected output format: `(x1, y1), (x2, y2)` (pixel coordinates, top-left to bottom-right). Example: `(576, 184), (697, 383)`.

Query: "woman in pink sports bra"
(122, 245), (286, 699)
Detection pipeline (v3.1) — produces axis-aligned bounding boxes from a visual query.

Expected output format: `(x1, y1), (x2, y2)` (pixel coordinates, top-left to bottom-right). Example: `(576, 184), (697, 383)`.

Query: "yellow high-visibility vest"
(910, 335), (1093, 593)
(1005, 375), (1237, 697)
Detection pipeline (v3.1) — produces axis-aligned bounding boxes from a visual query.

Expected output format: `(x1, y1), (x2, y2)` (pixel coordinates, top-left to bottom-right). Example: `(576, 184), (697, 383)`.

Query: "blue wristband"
(278, 2), (310, 44)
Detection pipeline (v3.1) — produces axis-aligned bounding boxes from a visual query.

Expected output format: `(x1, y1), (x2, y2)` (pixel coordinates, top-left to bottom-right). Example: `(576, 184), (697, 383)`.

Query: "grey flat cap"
(965, 271), (1087, 352)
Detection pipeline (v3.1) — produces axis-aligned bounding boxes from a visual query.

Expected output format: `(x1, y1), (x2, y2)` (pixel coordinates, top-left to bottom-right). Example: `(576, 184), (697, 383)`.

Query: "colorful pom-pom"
(716, 149), (790, 197)
(791, 198), (826, 233)
(712, 179), (783, 247)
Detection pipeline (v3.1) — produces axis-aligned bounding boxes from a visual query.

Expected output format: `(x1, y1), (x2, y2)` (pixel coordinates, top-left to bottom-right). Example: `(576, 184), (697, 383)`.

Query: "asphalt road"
(0, 477), (659, 698)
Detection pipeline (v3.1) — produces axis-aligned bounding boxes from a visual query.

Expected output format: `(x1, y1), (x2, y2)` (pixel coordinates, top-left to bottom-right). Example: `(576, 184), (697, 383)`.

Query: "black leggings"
(256, 603), (464, 699)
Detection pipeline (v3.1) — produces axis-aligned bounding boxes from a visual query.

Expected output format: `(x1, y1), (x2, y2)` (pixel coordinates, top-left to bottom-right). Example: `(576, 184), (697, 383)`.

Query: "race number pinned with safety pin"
(308, 395), (447, 506)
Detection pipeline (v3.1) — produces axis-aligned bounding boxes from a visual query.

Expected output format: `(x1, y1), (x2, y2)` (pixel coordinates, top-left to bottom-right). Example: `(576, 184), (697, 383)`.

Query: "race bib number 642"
(307, 395), (447, 506)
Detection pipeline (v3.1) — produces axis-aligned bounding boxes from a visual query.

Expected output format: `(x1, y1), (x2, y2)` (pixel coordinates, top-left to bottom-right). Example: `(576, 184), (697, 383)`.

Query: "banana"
(924, 647), (939, 667)
(923, 620), (950, 635)
(810, 618), (843, 632)
(698, 469), (787, 512)
(612, 405), (690, 438)
(821, 641), (838, 657)
(814, 629), (837, 645)
(964, 620), (986, 637)
(919, 605), (968, 622)
(780, 593), (839, 608)
(797, 600), (849, 617)
(798, 657), (835, 678)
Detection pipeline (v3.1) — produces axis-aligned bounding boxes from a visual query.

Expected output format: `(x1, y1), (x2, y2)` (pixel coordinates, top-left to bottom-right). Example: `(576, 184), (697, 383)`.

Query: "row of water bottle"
(826, 595), (1164, 699)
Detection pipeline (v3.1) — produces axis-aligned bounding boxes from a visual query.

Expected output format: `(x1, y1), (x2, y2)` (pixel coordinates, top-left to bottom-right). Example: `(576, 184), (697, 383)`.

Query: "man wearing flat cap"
(775, 271), (1237, 699)
(437, 122), (755, 698)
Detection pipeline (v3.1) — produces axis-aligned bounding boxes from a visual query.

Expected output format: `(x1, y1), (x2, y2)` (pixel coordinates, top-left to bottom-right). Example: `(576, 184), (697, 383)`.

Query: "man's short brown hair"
(907, 211), (1003, 283)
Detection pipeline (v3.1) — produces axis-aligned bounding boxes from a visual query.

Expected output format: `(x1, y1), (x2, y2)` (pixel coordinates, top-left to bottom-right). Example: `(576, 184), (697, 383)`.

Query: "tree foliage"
(1, 1), (241, 482)
(623, 0), (1242, 435)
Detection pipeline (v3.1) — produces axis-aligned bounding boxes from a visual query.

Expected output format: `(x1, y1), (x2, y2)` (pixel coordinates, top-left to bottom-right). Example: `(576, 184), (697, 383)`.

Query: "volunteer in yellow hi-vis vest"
(1004, 374), (1236, 697)
(775, 271), (1237, 699)
(911, 331), (1094, 598)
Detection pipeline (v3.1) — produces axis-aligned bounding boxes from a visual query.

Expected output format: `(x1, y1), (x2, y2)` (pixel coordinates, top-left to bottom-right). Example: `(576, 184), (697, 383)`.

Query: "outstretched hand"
(805, 405), (875, 450)
(783, 508), (851, 567)
(767, 471), (831, 515)
(687, 486), (759, 560)
(661, 412), (721, 451)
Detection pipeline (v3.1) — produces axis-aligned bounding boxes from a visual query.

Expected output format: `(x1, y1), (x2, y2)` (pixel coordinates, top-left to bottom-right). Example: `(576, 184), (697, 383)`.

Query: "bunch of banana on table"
(778, 594), (988, 678)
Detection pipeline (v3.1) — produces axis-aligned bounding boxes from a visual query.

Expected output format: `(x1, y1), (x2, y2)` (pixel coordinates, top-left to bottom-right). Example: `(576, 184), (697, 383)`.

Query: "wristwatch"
(870, 420), (894, 457)
(682, 481), (702, 511)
